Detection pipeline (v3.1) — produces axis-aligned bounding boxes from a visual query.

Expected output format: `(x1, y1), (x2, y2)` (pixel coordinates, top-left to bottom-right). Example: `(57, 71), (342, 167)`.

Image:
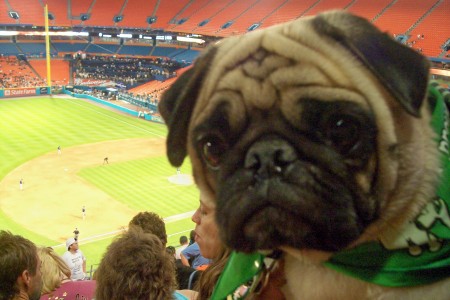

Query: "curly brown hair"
(129, 211), (167, 246)
(95, 227), (177, 300)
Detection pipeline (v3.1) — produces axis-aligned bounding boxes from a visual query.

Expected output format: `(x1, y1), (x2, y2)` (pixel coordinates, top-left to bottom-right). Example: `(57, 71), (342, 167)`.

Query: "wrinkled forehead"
(194, 18), (355, 116)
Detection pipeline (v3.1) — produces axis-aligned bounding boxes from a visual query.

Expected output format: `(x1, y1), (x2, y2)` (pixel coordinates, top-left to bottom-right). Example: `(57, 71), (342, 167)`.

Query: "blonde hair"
(37, 247), (71, 295)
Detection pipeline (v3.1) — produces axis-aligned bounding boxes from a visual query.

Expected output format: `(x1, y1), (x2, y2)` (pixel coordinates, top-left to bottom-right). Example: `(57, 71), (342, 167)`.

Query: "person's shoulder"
(41, 280), (96, 300)
(174, 290), (195, 300)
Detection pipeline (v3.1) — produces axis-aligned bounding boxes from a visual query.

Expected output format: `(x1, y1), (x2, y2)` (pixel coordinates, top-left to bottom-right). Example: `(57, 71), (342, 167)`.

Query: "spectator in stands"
(180, 242), (212, 270)
(129, 211), (198, 290)
(176, 235), (189, 260)
(95, 227), (194, 300)
(61, 238), (87, 281)
(38, 247), (95, 300)
(188, 196), (234, 299)
(0, 230), (43, 300)
(128, 211), (167, 247)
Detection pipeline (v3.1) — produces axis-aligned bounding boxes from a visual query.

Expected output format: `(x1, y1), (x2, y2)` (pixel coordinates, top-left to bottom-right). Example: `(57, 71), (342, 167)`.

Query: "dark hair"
(0, 230), (38, 300)
(179, 235), (188, 245)
(95, 228), (177, 300)
(166, 246), (176, 256)
(189, 230), (196, 245)
(129, 211), (167, 245)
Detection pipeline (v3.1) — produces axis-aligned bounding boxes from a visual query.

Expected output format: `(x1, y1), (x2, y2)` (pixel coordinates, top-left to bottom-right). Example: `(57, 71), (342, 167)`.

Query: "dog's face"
(159, 11), (435, 254)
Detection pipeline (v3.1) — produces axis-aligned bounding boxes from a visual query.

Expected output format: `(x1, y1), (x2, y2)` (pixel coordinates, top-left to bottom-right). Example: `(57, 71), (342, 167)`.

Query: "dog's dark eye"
(322, 114), (361, 154)
(198, 135), (228, 169)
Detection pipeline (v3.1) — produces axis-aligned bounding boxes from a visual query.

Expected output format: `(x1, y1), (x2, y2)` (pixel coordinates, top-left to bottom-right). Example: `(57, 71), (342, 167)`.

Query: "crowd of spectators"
(0, 56), (46, 88)
(73, 55), (188, 89)
(0, 197), (245, 300)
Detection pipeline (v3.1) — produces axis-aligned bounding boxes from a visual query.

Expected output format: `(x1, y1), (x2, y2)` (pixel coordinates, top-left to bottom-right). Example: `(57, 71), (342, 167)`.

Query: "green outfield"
(0, 96), (199, 268)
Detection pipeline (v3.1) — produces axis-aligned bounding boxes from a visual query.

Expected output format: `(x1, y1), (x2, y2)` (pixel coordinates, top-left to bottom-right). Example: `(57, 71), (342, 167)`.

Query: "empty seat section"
(196, 0), (257, 35)
(83, 0), (123, 27)
(151, 46), (180, 57)
(168, 0), (214, 31)
(346, 0), (392, 21)
(171, 49), (200, 64)
(261, 0), (318, 28)
(9, 0), (44, 26)
(219, 0), (286, 36)
(409, 0), (450, 57)
(173, 0), (229, 34)
(52, 42), (89, 53)
(44, 0), (72, 26)
(29, 59), (70, 85)
(120, 0), (158, 28)
(118, 45), (153, 56)
(0, 0), (11, 24)
(0, 42), (21, 55)
(373, 0), (434, 34)
(152, 0), (190, 30)
(16, 42), (47, 56)
(85, 43), (120, 55)
(302, 0), (354, 17)
(69, 0), (94, 26)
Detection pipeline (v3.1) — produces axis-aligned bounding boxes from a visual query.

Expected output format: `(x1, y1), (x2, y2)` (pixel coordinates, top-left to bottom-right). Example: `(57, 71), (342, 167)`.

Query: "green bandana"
(324, 85), (450, 287)
(211, 86), (450, 299)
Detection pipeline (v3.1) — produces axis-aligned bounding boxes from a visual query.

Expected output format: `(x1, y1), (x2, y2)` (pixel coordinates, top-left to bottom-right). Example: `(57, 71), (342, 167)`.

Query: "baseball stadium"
(1, 0), (449, 297)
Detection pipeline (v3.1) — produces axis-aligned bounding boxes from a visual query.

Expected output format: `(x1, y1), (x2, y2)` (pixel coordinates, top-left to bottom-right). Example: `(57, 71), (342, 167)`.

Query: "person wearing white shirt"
(175, 235), (189, 260)
(62, 237), (87, 280)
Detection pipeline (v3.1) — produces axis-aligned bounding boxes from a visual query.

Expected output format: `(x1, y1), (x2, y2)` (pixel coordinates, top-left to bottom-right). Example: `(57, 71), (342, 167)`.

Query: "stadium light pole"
(44, 4), (52, 94)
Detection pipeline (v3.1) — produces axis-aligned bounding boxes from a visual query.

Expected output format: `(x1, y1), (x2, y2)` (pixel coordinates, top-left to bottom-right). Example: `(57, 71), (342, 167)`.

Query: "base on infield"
(167, 174), (194, 186)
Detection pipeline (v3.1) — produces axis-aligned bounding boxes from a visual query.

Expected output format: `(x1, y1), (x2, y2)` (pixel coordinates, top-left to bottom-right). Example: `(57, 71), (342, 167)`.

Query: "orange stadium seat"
(28, 59), (70, 86)
(171, 0), (227, 34)
(302, 0), (355, 17)
(218, 0), (288, 37)
(120, 0), (158, 28)
(408, 0), (450, 57)
(346, 0), (393, 21)
(260, 0), (317, 29)
(373, 0), (435, 35)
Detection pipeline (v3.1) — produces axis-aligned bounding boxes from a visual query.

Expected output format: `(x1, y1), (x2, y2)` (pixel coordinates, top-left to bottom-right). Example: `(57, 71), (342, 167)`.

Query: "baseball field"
(0, 95), (199, 270)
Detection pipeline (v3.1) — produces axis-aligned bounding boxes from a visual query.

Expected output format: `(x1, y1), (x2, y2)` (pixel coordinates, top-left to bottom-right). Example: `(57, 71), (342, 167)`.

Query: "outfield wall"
(62, 89), (164, 123)
(0, 87), (50, 98)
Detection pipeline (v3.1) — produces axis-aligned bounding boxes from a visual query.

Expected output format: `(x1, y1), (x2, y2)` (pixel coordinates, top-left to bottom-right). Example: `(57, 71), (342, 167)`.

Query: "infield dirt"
(0, 137), (165, 246)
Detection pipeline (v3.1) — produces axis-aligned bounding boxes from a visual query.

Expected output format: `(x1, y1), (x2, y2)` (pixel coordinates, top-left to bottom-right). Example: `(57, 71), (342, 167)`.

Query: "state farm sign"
(4, 88), (37, 97)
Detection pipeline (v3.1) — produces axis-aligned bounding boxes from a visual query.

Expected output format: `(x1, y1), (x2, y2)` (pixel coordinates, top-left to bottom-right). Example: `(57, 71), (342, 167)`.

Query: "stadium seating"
(119, 0), (158, 28)
(259, 0), (317, 29)
(28, 59), (70, 86)
(408, 0), (450, 57)
(346, 0), (393, 21)
(373, 0), (434, 34)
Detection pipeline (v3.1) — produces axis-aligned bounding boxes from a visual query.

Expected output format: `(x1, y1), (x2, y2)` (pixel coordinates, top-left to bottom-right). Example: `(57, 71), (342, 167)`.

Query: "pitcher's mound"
(168, 174), (194, 186)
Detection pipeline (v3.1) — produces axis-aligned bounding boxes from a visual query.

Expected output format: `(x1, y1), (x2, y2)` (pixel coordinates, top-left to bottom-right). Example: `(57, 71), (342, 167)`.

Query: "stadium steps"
(371, 0), (398, 22)
(257, 0), (290, 26)
(258, 0), (317, 28)
(169, 0), (195, 25)
(297, 0), (323, 18)
(404, 0), (443, 36)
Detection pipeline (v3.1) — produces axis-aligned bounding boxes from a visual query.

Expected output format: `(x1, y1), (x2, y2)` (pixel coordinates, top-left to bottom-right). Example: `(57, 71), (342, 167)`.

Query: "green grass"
(0, 96), (199, 267)
(78, 156), (198, 215)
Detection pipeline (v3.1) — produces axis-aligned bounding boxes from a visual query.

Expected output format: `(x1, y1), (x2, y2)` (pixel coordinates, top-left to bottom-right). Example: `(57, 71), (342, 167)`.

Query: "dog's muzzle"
(245, 136), (297, 181)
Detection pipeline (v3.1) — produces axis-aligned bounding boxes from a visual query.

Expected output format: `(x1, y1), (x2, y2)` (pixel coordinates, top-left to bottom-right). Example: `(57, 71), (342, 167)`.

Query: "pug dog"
(159, 10), (450, 300)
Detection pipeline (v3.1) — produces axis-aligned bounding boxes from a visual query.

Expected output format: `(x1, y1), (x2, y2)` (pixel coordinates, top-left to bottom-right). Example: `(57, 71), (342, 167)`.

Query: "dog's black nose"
(244, 137), (297, 178)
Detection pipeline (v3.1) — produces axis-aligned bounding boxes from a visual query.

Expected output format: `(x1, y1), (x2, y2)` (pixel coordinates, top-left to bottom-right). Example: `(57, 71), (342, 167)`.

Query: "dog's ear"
(312, 11), (430, 117)
(158, 47), (217, 167)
